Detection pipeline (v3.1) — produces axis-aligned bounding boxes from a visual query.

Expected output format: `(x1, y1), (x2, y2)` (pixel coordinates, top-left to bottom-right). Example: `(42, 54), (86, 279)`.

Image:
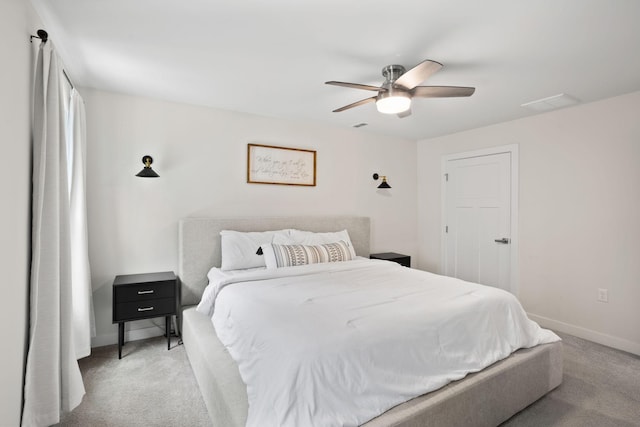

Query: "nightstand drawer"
(114, 281), (175, 303)
(114, 297), (176, 322)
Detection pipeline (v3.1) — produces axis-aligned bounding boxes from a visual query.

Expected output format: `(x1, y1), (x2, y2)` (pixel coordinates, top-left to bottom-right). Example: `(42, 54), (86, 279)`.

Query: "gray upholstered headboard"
(178, 216), (371, 306)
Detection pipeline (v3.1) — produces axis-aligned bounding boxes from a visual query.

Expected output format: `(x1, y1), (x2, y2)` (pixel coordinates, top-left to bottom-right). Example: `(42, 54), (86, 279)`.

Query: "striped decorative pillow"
(262, 240), (354, 269)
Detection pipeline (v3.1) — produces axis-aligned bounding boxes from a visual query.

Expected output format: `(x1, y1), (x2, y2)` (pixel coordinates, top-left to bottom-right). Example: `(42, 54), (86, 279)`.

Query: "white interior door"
(443, 149), (515, 292)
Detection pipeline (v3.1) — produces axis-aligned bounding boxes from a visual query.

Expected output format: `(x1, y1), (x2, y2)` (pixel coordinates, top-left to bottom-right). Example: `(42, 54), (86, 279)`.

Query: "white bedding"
(196, 258), (560, 427)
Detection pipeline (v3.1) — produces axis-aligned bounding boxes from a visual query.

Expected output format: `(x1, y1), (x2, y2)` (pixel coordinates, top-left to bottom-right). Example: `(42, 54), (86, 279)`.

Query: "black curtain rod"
(30, 29), (75, 89)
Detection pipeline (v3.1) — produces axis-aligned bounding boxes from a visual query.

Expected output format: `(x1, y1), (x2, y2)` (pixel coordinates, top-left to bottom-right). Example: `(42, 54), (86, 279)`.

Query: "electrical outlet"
(597, 288), (609, 303)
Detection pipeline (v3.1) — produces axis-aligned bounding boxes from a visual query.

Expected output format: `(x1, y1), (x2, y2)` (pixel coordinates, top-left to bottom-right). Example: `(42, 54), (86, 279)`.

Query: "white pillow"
(220, 229), (291, 271)
(261, 241), (354, 269)
(274, 229), (356, 258)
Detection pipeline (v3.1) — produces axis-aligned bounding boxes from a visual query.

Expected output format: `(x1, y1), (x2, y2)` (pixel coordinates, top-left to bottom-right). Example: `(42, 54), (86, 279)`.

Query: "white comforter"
(196, 258), (559, 427)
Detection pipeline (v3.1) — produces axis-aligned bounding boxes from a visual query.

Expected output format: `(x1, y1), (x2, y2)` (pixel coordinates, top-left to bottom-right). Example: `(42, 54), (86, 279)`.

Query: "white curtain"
(68, 88), (95, 358)
(22, 41), (92, 427)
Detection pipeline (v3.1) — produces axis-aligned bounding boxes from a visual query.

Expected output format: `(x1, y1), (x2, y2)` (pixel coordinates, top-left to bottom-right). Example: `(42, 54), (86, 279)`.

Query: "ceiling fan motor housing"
(376, 86), (410, 102)
(381, 64), (407, 84)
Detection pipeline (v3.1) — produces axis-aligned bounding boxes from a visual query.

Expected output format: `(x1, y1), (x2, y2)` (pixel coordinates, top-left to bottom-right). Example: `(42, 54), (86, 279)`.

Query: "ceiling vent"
(521, 93), (580, 112)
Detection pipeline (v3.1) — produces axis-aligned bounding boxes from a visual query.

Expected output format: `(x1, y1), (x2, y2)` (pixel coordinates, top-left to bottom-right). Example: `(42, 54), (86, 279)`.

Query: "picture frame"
(247, 143), (316, 186)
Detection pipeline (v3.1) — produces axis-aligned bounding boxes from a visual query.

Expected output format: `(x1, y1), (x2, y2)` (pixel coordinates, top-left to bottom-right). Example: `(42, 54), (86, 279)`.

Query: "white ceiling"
(30, 0), (640, 141)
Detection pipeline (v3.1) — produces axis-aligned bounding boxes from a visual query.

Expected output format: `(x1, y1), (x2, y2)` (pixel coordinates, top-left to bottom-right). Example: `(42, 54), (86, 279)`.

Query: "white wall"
(83, 89), (418, 346)
(0, 1), (42, 425)
(417, 91), (640, 355)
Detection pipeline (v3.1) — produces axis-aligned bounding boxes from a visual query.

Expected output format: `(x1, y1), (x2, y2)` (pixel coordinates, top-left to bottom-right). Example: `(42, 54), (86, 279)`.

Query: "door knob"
(494, 238), (510, 244)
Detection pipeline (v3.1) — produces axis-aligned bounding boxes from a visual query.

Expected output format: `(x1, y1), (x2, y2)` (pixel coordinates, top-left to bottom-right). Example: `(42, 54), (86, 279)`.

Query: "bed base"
(183, 306), (562, 427)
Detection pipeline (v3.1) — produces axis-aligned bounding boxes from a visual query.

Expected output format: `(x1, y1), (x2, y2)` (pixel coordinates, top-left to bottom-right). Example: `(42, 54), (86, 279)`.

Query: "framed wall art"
(247, 143), (316, 186)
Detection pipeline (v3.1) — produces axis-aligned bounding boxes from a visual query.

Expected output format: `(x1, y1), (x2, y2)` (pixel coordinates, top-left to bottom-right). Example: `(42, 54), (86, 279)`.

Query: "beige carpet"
(58, 337), (210, 426)
(500, 332), (640, 427)
(58, 332), (640, 426)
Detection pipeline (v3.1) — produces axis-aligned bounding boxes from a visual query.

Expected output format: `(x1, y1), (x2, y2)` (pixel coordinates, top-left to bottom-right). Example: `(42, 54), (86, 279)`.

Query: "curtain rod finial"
(30, 29), (48, 43)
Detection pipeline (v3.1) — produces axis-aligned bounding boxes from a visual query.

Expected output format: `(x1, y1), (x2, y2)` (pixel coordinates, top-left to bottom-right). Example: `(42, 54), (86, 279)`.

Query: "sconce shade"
(136, 155), (159, 178)
(373, 173), (391, 189)
(377, 177), (391, 189)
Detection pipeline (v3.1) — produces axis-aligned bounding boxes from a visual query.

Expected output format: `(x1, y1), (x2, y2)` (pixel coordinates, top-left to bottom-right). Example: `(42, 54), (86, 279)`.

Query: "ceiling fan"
(325, 60), (475, 118)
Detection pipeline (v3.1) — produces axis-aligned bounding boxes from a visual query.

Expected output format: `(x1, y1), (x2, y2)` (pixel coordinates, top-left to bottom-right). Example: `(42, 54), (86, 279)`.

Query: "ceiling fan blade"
(325, 81), (385, 92)
(397, 109), (412, 118)
(393, 60), (443, 90)
(411, 86), (476, 98)
(332, 96), (377, 112)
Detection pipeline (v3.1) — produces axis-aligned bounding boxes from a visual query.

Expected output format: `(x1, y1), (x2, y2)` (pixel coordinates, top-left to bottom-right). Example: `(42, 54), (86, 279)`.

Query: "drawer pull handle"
(137, 306), (154, 312)
(138, 290), (154, 295)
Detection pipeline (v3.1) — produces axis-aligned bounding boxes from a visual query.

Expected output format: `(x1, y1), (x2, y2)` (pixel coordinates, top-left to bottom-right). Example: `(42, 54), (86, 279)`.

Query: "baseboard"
(528, 313), (640, 356)
(91, 324), (167, 348)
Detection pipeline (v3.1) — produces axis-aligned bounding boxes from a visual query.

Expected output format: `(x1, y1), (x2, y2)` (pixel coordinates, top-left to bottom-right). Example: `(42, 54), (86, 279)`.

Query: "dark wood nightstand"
(112, 271), (178, 359)
(370, 252), (411, 267)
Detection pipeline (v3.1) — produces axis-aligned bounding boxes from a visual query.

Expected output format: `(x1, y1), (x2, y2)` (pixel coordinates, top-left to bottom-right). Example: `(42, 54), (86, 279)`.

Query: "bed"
(178, 216), (562, 427)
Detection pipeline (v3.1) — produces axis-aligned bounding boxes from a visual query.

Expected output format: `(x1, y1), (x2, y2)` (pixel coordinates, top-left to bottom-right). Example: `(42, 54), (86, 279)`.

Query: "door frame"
(440, 144), (519, 295)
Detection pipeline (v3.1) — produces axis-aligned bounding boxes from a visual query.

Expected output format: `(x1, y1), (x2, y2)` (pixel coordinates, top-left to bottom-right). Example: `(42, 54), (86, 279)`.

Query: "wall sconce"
(373, 173), (391, 189)
(136, 155), (160, 178)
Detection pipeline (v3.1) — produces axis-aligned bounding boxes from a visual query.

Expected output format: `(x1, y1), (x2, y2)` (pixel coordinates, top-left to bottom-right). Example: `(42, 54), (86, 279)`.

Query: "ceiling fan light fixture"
(327, 59), (473, 115)
(376, 94), (411, 114)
